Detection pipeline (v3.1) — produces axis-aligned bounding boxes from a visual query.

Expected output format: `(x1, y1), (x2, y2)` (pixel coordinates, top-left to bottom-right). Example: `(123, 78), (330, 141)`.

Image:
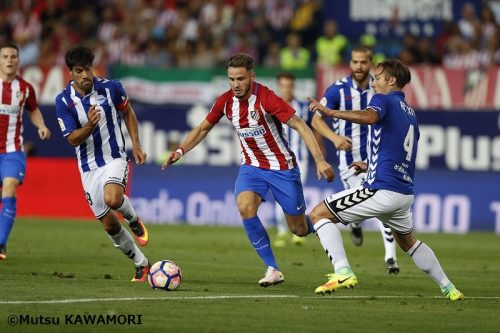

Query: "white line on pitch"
(0, 295), (499, 305)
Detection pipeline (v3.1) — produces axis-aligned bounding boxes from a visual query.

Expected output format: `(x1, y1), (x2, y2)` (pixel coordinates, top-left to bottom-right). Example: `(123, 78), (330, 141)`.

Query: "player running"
(273, 73), (324, 248)
(312, 47), (399, 274)
(308, 59), (463, 300)
(55, 45), (150, 281)
(0, 43), (51, 260)
(162, 53), (334, 287)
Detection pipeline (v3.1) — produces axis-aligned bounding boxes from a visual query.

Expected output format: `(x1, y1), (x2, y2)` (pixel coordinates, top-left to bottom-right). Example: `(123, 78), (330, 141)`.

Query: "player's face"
(228, 67), (254, 99)
(70, 64), (94, 94)
(372, 67), (391, 94)
(350, 51), (371, 85)
(0, 47), (19, 78)
(277, 77), (295, 103)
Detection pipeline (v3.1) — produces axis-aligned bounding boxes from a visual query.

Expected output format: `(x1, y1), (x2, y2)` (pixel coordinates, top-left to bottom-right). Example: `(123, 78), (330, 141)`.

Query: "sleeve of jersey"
(367, 93), (387, 120)
(25, 83), (39, 111)
(205, 95), (226, 124)
(111, 80), (130, 110)
(55, 95), (77, 137)
(264, 90), (295, 123)
(317, 84), (340, 117)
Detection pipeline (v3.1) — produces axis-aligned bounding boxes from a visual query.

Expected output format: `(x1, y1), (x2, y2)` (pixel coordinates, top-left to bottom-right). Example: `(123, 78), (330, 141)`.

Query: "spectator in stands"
(458, 3), (480, 42)
(418, 37), (440, 65)
(316, 20), (348, 66)
(280, 33), (310, 70)
(479, 5), (497, 50)
(262, 42), (281, 68)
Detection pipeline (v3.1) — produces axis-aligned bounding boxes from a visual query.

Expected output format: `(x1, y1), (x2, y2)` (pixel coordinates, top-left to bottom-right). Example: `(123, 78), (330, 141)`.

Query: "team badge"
(250, 109), (260, 122)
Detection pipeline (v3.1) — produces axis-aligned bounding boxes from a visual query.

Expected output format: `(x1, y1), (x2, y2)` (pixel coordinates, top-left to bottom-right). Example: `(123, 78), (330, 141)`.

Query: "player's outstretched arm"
(308, 97), (379, 125)
(311, 113), (352, 151)
(28, 108), (51, 140)
(287, 115), (334, 182)
(121, 104), (147, 165)
(67, 105), (101, 147)
(161, 119), (215, 170)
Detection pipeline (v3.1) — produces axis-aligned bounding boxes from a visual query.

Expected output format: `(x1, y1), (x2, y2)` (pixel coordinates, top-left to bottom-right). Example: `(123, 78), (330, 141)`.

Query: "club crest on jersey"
(250, 109), (260, 122)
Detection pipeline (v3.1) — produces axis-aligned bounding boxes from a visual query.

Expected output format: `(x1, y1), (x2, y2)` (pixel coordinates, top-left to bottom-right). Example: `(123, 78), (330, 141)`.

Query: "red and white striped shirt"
(0, 76), (37, 154)
(206, 83), (297, 170)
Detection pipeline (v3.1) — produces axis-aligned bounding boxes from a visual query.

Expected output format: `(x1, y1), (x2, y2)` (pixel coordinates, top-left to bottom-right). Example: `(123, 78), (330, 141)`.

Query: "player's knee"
(237, 202), (259, 219)
(290, 224), (308, 237)
(309, 207), (323, 224)
(104, 193), (123, 209)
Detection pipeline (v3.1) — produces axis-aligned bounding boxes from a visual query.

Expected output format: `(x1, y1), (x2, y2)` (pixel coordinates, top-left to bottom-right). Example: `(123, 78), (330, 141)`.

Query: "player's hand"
(349, 161), (368, 175)
(86, 105), (101, 127)
(333, 136), (352, 151)
(133, 145), (147, 165)
(38, 126), (51, 140)
(307, 97), (333, 117)
(316, 159), (335, 183)
(161, 151), (181, 170)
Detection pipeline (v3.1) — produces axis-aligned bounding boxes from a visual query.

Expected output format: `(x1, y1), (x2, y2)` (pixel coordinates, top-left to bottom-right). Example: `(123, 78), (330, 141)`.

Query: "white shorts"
(80, 157), (129, 218)
(323, 186), (414, 234)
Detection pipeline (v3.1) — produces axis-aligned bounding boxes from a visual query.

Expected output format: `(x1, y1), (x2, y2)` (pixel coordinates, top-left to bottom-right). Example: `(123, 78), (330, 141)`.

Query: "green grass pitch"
(0, 218), (499, 333)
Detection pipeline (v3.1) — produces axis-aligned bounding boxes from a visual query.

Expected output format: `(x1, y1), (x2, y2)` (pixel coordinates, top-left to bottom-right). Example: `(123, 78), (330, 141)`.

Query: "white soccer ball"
(148, 260), (182, 291)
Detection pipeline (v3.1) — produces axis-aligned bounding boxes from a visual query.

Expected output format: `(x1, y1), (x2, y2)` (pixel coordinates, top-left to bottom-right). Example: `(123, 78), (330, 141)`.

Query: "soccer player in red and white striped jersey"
(162, 53), (334, 286)
(0, 43), (51, 260)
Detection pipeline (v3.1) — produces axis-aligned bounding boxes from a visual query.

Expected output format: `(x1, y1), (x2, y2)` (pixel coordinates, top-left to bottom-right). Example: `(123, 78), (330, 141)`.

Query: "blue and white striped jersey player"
(308, 59), (463, 300)
(273, 73), (324, 247)
(55, 46), (150, 282)
(312, 47), (399, 274)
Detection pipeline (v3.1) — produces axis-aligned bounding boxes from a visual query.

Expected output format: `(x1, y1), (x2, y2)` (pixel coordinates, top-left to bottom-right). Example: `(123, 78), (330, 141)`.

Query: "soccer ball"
(148, 260), (182, 291)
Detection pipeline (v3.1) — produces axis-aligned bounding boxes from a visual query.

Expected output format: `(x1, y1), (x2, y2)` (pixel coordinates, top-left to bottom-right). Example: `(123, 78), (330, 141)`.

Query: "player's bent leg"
(377, 221), (399, 274)
(283, 214), (309, 237)
(309, 203), (357, 294)
(104, 183), (148, 246)
(393, 231), (463, 300)
(237, 191), (283, 286)
(0, 177), (20, 260)
(100, 210), (149, 282)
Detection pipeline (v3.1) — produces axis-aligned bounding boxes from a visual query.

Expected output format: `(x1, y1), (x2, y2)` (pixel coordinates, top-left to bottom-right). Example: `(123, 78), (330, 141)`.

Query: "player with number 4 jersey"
(308, 59), (463, 300)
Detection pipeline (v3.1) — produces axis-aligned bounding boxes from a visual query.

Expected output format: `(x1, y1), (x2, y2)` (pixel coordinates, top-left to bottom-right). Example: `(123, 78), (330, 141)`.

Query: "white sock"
(378, 221), (397, 261)
(108, 226), (148, 266)
(313, 219), (351, 273)
(407, 240), (451, 288)
(116, 195), (138, 223)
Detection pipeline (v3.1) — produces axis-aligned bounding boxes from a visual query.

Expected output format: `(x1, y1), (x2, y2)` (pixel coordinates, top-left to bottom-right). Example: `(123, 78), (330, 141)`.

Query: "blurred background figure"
(316, 20), (348, 66)
(280, 33), (310, 70)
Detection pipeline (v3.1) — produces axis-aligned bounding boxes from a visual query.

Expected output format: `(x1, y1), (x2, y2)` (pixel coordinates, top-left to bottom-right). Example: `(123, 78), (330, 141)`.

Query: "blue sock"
(0, 197), (17, 245)
(243, 216), (279, 270)
(306, 215), (315, 234)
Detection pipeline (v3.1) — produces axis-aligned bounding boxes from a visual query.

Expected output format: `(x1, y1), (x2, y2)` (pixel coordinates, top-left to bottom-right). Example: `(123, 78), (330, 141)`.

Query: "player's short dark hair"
(377, 59), (411, 88)
(276, 72), (296, 81)
(0, 42), (19, 54)
(351, 46), (373, 61)
(65, 45), (95, 70)
(226, 53), (254, 70)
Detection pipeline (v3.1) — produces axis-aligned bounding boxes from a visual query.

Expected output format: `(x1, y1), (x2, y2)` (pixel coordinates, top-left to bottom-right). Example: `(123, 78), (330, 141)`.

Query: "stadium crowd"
(1, 0), (498, 70)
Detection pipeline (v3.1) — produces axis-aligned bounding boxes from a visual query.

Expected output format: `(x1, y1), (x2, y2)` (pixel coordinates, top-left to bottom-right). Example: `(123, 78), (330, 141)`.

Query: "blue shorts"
(235, 165), (306, 216)
(0, 151), (27, 183)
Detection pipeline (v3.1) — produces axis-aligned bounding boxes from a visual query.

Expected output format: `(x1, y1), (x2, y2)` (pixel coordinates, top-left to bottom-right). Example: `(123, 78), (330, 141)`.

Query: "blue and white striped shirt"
(320, 75), (374, 172)
(55, 77), (128, 172)
(282, 99), (310, 177)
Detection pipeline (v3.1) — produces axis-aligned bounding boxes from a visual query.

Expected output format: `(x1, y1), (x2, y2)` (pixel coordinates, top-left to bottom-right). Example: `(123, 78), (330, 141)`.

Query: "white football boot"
(259, 266), (284, 287)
